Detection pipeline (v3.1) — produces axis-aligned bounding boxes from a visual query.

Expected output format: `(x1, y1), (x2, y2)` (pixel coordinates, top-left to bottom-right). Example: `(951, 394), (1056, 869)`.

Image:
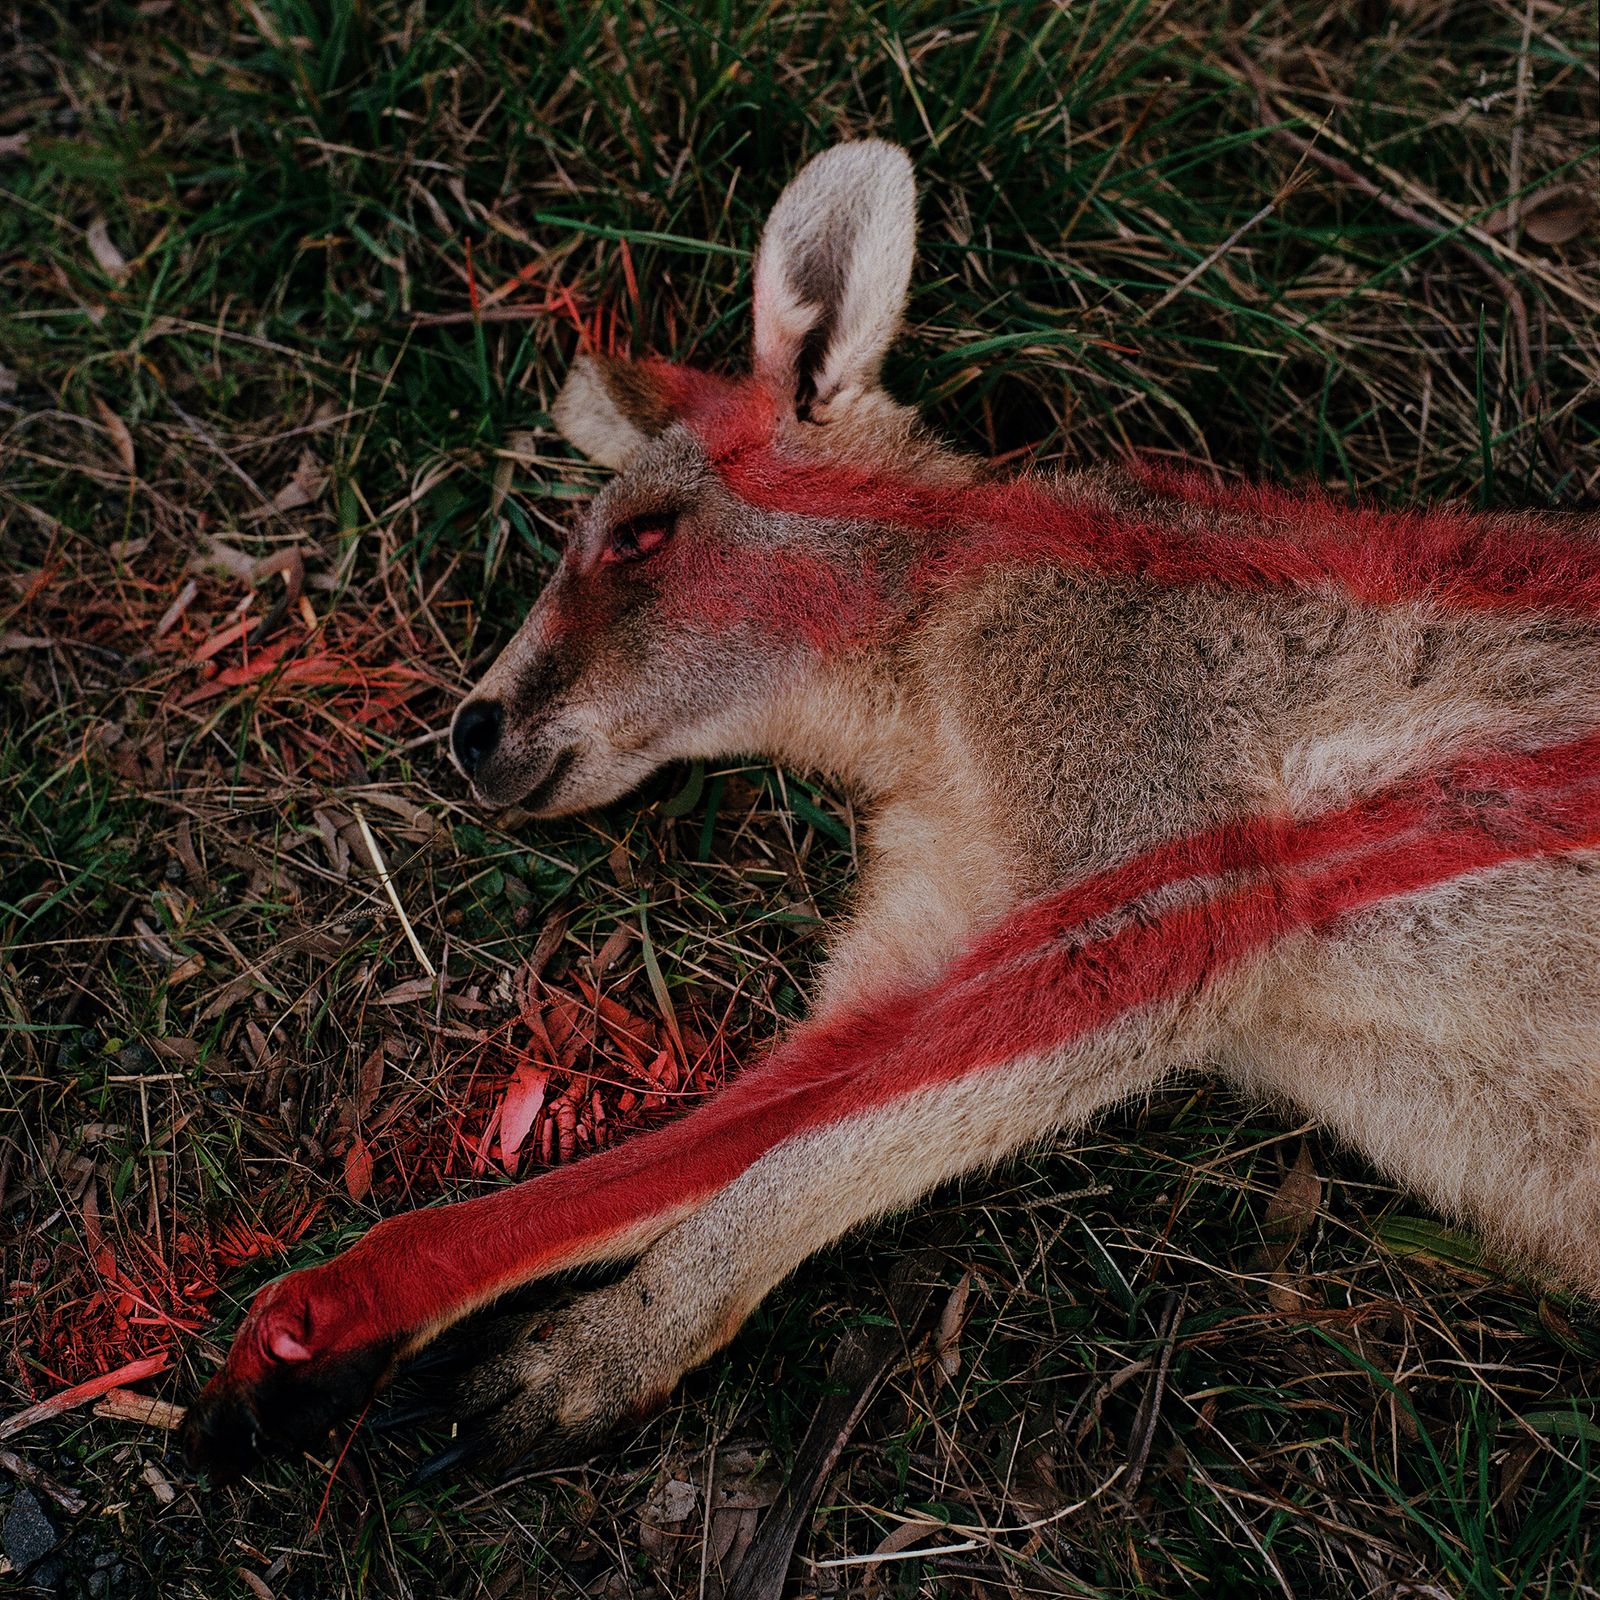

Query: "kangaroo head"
(450, 141), (955, 812)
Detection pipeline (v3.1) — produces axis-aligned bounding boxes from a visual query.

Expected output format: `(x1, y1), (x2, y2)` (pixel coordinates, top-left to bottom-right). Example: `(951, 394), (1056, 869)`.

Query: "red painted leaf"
(498, 1062), (549, 1168)
(343, 1138), (373, 1202)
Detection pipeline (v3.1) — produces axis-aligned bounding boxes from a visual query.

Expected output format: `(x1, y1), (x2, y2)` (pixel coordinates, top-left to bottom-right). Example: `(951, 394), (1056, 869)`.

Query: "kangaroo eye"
(604, 514), (675, 564)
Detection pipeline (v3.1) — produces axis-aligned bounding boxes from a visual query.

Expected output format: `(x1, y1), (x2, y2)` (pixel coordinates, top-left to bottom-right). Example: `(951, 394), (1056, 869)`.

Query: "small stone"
(3, 1487), (59, 1572)
(32, 1553), (66, 1588)
(116, 1043), (157, 1074)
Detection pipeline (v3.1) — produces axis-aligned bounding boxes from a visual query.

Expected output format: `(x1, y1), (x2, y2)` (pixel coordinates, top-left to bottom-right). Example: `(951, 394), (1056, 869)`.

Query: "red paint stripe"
(651, 377), (1600, 623)
(218, 730), (1600, 1378)
(955, 726), (1600, 979)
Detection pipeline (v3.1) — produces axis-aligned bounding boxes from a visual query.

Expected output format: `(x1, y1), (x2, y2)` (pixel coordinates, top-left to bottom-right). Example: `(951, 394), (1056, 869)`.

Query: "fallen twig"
(0, 1446), (88, 1514)
(92, 1389), (187, 1431)
(0, 1354), (169, 1442)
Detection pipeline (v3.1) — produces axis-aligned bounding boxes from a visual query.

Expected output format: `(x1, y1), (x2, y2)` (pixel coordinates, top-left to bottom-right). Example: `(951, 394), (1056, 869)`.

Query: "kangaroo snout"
(447, 691), (574, 812)
(446, 673), (613, 815)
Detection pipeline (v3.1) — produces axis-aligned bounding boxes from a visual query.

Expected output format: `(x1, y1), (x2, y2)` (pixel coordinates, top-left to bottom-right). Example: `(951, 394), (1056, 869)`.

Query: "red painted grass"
(25, 1202), (324, 1387)
(208, 727), (1600, 1389)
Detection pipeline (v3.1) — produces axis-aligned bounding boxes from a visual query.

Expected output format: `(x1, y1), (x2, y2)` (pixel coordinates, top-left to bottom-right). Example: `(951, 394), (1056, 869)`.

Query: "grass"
(2, 0), (1598, 1594)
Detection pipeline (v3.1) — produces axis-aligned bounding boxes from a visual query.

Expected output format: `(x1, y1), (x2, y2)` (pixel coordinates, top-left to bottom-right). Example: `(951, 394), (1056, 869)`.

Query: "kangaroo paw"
(414, 1278), (677, 1480)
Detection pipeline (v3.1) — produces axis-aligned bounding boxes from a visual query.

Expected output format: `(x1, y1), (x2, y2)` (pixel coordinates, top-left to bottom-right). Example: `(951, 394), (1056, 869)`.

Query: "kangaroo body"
(184, 142), (1600, 1482)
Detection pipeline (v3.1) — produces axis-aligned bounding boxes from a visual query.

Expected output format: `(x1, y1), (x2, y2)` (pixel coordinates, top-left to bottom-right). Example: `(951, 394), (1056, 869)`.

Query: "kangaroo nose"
(451, 699), (502, 778)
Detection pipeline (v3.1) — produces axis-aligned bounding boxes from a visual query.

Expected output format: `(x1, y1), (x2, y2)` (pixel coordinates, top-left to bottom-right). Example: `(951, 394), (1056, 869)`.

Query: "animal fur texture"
(183, 140), (1600, 1482)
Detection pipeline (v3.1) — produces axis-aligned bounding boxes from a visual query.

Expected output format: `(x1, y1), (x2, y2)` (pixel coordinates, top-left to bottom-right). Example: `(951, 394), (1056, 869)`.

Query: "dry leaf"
(312, 807), (352, 878)
(151, 1036), (201, 1064)
(167, 952), (205, 987)
(237, 1570), (275, 1600)
(354, 1043), (385, 1122)
(271, 447), (327, 512)
(1267, 1270), (1313, 1313)
(85, 218), (130, 284)
(1009, 1445), (1065, 1518)
(1523, 185), (1593, 246)
(528, 914), (568, 977)
(0, 131), (30, 159)
(638, 1471), (698, 1558)
(191, 537), (256, 582)
(343, 1137), (373, 1201)
(709, 1505), (758, 1570)
(933, 1271), (972, 1380)
(378, 976), (434, 1006)
(81, 1179), (102, 1257)
(92, 395), (135, 474)
(608, 842), (635, 886)
(357, 789), (438, 842)
(868, 1518), (944, 1562)
(593, 922), (634, 973)
(1254, 1140), (1321, 1279)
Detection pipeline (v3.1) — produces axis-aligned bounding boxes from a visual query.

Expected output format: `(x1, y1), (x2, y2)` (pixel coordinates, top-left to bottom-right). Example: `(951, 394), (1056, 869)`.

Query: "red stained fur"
(558, 367), (1596, 673)
(670, 378), (1600, 623)
(207, 727), (1600, 1391)
(661, 540), (887, 652)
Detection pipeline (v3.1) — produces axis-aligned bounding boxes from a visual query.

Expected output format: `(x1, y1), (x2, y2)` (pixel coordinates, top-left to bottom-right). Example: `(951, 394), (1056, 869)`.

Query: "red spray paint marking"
(640, 357), (749, 423)
(552, 363), (1600, 665)
(209, 727), (1600, 1386)
(640, 374), (1600, 623)
(660, 539), (887, 653)
(957, 726), (1600, 976)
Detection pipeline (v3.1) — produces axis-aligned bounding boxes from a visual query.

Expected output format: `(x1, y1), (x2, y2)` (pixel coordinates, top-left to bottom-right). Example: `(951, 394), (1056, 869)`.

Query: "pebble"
(2, 1487), (59, 1572)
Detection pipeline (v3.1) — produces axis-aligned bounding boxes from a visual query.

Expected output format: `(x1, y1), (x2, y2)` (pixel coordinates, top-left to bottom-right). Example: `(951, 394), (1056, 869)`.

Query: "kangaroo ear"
(752, 140), (916, 419)
(551, 354), (678, 470)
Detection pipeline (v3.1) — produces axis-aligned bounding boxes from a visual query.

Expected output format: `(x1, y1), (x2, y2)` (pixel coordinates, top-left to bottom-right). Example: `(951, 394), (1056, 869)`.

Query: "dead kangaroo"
(184, 141), (1600, 1483)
